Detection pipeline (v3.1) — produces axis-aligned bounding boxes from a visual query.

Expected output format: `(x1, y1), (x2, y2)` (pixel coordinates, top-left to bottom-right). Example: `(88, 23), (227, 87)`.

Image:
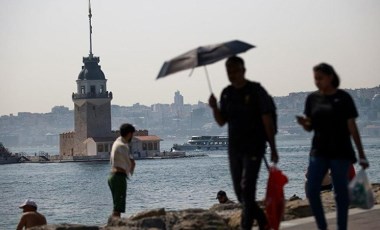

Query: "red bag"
(348, 164), (356, 181)
(265, 166), (288, 230)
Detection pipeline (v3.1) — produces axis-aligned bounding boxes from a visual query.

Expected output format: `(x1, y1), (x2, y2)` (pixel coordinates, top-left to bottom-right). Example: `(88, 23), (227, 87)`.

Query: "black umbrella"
(156, 40), (255, 92)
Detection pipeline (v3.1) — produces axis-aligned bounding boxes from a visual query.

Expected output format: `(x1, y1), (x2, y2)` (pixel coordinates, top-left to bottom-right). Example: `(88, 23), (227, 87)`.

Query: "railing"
(72, 91), (112, 100)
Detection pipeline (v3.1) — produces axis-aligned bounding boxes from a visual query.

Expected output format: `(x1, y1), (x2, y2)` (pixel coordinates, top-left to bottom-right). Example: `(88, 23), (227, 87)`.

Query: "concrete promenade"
(279, 204), (380, 230)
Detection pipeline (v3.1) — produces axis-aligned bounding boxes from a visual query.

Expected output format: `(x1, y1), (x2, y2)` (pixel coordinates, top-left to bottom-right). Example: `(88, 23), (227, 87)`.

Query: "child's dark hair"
(313, 63), (340, 88)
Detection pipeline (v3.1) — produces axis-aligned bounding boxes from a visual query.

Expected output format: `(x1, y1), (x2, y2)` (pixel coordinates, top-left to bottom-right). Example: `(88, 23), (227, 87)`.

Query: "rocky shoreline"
(30, 184), (380, 230)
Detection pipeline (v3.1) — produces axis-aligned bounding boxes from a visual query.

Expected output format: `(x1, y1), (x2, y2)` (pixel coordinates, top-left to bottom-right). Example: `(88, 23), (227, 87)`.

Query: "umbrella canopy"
(156, 40), (255, 79)
(265, 166), (288, 230)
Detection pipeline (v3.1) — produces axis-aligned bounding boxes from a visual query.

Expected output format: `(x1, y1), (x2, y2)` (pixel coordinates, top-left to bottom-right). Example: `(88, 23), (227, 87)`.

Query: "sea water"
(1, 137), (379, 229)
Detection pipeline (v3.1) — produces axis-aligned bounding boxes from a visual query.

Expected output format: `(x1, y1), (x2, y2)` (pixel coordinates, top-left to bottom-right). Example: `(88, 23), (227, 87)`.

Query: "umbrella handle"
(263, 154), (270, 171)
(188, 68), (195, 77)
(204, 66), (213, 94)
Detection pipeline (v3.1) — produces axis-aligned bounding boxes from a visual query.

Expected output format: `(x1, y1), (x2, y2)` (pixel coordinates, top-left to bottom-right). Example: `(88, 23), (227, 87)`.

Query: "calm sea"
(1, 137), (379, 229)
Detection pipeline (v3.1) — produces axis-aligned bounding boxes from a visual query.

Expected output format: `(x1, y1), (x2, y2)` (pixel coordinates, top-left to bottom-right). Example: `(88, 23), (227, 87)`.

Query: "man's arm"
(262, 114), (279, 163)
(16, 214), (26, 230)
(208, 94), (226, 126)
(348, 118), (369, 169)
(130, 159), (136, 176)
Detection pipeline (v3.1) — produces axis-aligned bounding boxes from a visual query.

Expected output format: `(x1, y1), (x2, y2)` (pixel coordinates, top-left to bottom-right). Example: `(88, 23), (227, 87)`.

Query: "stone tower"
(71, 56), (113, 154)
(60, 1), (115, 157)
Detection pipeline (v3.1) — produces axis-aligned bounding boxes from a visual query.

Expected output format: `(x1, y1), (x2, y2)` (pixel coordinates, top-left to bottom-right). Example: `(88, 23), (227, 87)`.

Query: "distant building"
(131, 130), (162, 158)
(59, 3), (115, 158)
(174, 90), (184, 107)
(51, 106), (70, 114)
(59, 53), (115, 157)
(58, 4), (162, 159)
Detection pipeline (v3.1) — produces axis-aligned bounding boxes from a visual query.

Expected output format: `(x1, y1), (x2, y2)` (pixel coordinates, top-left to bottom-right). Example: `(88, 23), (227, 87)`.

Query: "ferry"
(172, 136), (228, 151)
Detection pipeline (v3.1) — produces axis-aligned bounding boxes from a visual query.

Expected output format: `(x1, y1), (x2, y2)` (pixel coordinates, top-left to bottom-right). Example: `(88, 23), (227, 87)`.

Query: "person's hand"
(296, 115), (309, 125)
(208, 94), (217, 109)
(296, 115), (312, 130)
(359, 158), (369, 169)
(271, 149), (279, 164)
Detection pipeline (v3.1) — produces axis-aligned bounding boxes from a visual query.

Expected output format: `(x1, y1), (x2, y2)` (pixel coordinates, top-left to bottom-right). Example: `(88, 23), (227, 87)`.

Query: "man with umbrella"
(209, 56), (279, 230)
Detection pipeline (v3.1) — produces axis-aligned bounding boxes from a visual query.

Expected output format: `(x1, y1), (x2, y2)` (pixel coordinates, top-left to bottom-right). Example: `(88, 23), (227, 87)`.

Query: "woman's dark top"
(304, 89), (358, 162)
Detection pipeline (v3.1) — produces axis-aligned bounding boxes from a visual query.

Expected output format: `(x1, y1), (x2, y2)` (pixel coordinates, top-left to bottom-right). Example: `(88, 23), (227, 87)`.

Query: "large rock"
(371, 183), (380, 204)
(30, 224), (100, 230)
(29, 184), (380, 230)
(209, 203), (242, 230)
(105, 208), (229, 230)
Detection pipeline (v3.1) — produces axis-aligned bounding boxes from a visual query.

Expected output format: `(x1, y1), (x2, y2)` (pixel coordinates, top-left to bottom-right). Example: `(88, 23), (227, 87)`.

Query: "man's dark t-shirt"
(304, 89), (358, 162)
(220, 81), (273, 155)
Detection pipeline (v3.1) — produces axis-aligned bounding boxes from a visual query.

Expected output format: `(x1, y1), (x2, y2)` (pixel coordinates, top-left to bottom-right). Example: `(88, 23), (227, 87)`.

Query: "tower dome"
(78, 56), (106, 80)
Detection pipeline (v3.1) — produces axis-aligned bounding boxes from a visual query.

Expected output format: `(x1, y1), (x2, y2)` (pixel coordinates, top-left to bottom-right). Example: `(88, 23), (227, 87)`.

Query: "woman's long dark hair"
(313, 63), (340, 88)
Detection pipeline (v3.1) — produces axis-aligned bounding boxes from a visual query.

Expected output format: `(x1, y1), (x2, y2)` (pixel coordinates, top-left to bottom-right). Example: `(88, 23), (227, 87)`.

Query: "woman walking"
(297, 63), (369, 230)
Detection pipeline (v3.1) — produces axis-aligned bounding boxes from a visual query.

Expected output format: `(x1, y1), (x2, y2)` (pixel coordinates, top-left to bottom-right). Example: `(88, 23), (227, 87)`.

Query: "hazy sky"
(1, 0), (379, 116)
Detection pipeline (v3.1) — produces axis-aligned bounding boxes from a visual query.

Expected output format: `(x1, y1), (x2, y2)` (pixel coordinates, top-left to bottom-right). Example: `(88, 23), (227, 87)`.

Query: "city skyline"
(3, 84), (379, 117)
(1, 0), (380, 116)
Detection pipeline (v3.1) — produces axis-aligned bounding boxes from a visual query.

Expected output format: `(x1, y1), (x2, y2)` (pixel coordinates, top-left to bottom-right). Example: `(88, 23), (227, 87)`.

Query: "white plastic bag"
(348, 169), (374, 209)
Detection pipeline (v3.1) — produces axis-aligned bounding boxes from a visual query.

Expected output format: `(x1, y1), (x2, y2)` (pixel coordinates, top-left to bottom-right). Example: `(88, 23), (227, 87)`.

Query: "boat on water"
(0, 142), (21, 165)
(172, 136), (228, 151)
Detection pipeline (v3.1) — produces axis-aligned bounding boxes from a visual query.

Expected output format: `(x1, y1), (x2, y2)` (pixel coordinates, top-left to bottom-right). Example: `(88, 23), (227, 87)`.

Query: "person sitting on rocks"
(216, 190), (235, 204)
(16, 199), (47, 230)
(289, 194), (302, 201)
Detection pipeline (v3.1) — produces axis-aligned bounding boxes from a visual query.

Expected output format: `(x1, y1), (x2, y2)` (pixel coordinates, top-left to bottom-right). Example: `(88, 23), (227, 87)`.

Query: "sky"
(1, 0), (379, 116)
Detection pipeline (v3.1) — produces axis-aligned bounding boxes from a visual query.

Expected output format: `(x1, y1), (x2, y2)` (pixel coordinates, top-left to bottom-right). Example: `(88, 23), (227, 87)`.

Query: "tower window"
(81, 86), (85, 94)
(100, 85), (104, 93)
(90, 86), (96, 94)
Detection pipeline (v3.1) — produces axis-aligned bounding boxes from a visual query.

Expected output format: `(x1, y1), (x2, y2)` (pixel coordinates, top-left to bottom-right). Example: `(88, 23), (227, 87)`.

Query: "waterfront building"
(131, 130), (163, 158)
(59, 2), (163, 159)
(59, 2), (115, 158)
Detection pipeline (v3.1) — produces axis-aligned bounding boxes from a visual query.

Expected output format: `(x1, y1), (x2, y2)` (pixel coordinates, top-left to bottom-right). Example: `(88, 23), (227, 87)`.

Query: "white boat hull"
(172, 136), (228, 151)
